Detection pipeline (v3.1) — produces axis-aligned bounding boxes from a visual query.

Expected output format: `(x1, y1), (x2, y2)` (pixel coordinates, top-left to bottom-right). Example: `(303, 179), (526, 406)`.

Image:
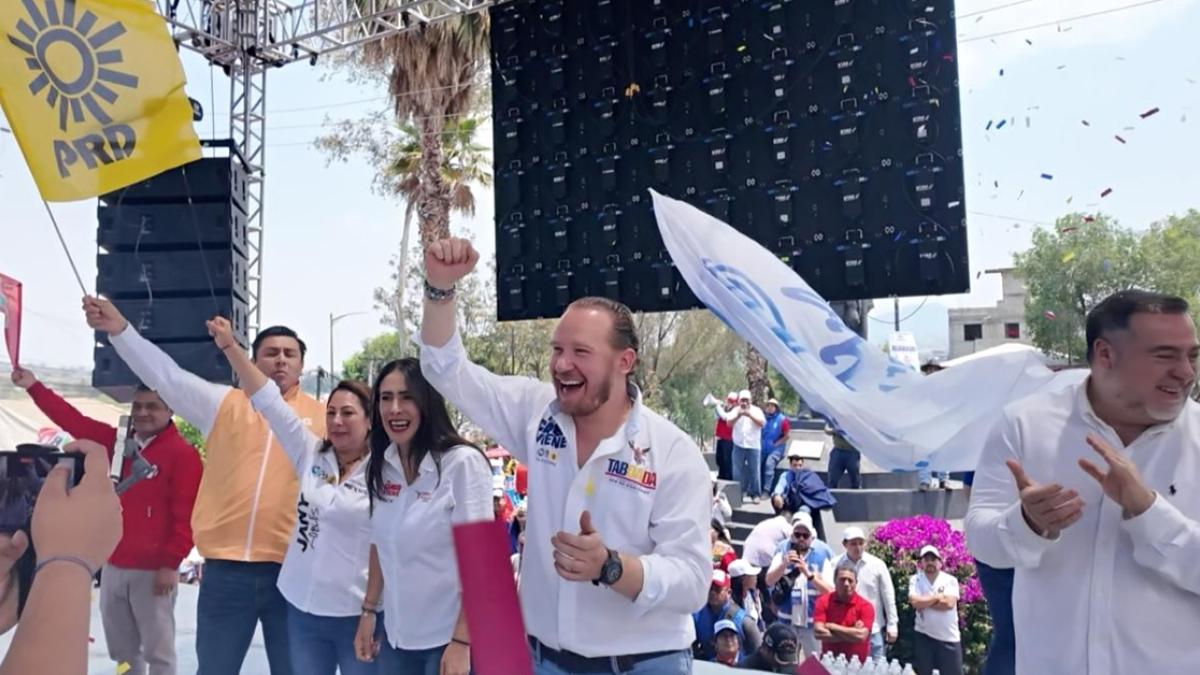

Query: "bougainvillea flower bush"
(867, 515), (993, 673)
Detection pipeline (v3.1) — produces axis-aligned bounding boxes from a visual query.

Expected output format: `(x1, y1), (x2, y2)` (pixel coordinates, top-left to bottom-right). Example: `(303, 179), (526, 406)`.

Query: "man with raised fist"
(417, 237), (711, 674)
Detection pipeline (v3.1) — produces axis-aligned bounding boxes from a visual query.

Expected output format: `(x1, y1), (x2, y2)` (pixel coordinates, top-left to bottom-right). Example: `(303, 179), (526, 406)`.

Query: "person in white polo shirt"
(208, 317), (375, 675)
(353, 358), (492, 675)
(908, 545), (962, 675)
(830, 527), (897, 660)
(721, 390), (765, 503)
(417, 238), (711, 674)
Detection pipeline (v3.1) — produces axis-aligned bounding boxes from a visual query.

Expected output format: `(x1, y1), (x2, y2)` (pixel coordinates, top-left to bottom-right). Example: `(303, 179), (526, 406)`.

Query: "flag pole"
(42, 200), (88, 296)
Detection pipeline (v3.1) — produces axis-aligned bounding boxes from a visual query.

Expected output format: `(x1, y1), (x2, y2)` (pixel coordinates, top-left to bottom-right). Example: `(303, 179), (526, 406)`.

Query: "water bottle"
(901, 664), (915, 675)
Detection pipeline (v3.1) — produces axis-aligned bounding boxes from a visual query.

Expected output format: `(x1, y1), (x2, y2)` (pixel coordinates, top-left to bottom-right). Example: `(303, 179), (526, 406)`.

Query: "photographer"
(764, 512), (833, 656)
(0, 439), (122, 675)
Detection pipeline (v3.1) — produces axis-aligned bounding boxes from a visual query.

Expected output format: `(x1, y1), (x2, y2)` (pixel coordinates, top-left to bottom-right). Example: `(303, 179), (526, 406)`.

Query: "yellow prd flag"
(0, 0), (201, 202)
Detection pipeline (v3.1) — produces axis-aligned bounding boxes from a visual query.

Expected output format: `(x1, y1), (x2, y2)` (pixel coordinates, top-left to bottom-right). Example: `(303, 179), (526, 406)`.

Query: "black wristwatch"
(593, 548), (623, 587)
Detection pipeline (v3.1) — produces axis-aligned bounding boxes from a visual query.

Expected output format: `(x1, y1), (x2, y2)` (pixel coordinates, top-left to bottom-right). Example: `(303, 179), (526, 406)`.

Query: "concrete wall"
(948, 268), (1033, 359)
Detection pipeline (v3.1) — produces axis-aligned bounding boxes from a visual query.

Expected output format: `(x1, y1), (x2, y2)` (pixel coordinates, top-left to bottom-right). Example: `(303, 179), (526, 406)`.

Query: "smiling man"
(966, 290), (1200, 675)
(418, 238), (710, 674)
(85, 297), (326, 675)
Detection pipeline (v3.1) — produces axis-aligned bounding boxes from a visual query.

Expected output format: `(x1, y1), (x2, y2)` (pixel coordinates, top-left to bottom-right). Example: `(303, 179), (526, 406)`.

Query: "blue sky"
(2, 0), (1198, 369)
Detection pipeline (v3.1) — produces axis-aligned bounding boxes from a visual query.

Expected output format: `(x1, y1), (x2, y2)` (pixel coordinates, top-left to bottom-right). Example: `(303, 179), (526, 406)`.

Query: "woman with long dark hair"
(208, 317), (374, 675)
(354, 358), (491, 675)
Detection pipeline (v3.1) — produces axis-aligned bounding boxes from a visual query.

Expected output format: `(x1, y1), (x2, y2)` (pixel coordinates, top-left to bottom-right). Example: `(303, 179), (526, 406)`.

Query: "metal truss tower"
(153, 0), (495, 332)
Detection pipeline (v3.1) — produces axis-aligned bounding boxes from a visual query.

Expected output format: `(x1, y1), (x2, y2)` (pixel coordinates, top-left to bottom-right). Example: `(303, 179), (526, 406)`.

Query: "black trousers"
(715, 438), (734, 481)
(914, 632), (963, 675)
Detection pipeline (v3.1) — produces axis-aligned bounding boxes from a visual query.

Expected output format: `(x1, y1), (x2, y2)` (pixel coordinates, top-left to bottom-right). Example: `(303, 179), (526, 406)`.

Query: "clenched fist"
(82, 296), (128, 336)
(425, 238), (480, 291)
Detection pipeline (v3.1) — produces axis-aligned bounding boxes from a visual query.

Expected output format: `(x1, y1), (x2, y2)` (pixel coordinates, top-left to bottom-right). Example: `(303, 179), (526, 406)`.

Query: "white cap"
(727, 559), (761, 578)
(726, 391), (738, 401)
(919, 545), (942, 560)
(791, 511), (814, 532)
(738, 389), (752, 401)
(842, 526), (867, 543)
(767, 398), (780, 407)
(713, 619), (739, 635)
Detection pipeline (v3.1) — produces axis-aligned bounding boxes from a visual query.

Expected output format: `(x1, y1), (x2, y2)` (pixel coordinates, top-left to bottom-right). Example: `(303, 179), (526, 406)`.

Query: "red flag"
(0, 274), (21, 368)
(452, 520), (533, 675)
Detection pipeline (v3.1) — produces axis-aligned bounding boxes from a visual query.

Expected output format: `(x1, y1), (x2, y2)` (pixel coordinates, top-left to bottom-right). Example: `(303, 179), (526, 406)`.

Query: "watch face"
(602, 556), (623, 585)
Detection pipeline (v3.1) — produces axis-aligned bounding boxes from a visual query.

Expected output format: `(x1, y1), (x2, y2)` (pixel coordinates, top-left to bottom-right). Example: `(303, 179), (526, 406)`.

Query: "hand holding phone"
(31, 440), (121, 573)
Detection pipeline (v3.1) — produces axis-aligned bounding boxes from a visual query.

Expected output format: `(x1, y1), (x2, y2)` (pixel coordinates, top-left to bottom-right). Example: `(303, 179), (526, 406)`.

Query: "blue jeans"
(760, 444), (786, 496)
(827, 447), (861, 489)
(870, 631), (886, 660)
(196, 560), (290, 675)
(378, 642), (446, 675)
(731, 445), (762, 498)
(977, 561), (1015, 675)
(287, 602), (376, 675)
(531, 647), (692, 675)
(917, 465), (949, 486)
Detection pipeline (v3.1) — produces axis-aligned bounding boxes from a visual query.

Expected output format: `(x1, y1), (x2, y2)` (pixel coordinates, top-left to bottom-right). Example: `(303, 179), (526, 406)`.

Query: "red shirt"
(813, 591), (875, 663)
(715, 410), (733, 441)
(27, 382), (203, 570)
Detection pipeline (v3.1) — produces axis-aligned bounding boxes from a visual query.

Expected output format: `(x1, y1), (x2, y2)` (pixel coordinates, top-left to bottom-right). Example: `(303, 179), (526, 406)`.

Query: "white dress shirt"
(830, 551), (897, 635)
(249, 382), (370, 617)
(966, 379), (1200, 675)
(721, 405), (764, 449)
(371, 442), (493, 649)
(908, 571), (960, 643)
(418, 331), (711, 658)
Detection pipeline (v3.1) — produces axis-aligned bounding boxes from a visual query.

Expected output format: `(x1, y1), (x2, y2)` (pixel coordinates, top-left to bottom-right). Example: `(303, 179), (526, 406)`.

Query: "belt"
(528, 637), (679, 674)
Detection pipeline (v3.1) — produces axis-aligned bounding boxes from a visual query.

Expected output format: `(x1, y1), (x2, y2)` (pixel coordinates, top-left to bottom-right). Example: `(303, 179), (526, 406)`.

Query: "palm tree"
(355, 5), (491, 247)
(382, 117), (491, 351)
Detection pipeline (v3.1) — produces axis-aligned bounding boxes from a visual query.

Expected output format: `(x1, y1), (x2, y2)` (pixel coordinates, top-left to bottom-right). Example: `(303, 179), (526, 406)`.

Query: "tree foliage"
(1015, 210), (1200, 363)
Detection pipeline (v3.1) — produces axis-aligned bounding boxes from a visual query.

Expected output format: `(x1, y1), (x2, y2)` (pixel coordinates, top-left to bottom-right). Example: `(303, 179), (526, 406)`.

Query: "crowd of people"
(696, 502), (962, 674)
(1, 234), (1198, 675)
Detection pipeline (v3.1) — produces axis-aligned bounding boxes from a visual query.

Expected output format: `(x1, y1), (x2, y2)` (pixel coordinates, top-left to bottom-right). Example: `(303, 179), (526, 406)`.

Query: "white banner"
(651, 190), (1084, 472)
(886, 332), (922, 373)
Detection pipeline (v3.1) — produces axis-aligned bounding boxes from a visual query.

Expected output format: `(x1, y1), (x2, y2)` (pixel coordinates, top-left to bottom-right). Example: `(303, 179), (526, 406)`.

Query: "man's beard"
(559, 371), (614, 417)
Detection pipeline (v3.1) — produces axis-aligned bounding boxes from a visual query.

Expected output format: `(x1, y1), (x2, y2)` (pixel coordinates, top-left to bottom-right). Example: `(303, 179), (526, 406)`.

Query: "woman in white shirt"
(208, 317), (374, 675)
(354, 358), (492, 675)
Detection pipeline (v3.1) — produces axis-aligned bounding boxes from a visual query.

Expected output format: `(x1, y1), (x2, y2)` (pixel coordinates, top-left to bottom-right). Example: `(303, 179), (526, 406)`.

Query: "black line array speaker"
(490, 0), (968, 320)
(93, 157), (250, 402)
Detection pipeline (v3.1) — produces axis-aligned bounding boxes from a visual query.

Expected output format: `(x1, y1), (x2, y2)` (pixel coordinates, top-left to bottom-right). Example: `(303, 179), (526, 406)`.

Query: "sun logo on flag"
(6, 0), (140, 132)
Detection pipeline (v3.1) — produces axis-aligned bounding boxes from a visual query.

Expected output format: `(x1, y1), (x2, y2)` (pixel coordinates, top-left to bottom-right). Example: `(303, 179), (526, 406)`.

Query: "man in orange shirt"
(814, 562), (875, 664)
(85, 297), (325, 675)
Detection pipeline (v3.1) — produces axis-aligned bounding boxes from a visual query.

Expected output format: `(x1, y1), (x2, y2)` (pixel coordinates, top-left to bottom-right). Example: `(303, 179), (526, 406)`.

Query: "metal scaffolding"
(153, 0), (495, 332)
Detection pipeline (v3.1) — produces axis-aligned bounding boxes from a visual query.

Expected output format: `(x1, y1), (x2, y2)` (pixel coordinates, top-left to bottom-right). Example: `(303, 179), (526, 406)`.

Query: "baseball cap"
(762, 623), (800, 665)
(919, 545), (942, 560)
(711, 569), (731, 589)
(791, 511), (814, 532)
(727, 559), (761, 578)
(738, 389), (752, 401)
(766, 397), (780, 407)
(726, 392), (738, 402)
(842, 526), (866, 543)
(713, 619), (739, 636)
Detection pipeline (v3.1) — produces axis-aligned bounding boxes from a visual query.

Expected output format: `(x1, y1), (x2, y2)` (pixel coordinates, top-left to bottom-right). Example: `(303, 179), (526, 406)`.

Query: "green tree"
(175, 417), (206, 459)
(342, 333), (406, 383)
(1139, 209), (1200, 314)
(1014, 213), (1146, 363)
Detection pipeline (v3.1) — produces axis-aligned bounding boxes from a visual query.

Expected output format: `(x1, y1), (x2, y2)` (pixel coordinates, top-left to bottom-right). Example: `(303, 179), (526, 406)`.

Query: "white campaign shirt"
(742, 515), (793, 568)
(249, 382), (370, 617)
(418, 331), (711, 658)
(721, 405), (764, 449)
(371, 443), (492, 650)
(908, 571), (960, 643)
(831, 552), (897, 635)
(966, 378), (1200, 675)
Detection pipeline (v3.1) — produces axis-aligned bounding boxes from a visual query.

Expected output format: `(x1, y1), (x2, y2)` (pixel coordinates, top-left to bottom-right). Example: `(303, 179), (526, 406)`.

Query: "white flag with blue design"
(650, 190), (1083, 472)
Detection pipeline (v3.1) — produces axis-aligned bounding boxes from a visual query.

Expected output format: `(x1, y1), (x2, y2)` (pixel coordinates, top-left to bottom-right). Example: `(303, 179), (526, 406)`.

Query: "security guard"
(418, 238), (711, 674)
